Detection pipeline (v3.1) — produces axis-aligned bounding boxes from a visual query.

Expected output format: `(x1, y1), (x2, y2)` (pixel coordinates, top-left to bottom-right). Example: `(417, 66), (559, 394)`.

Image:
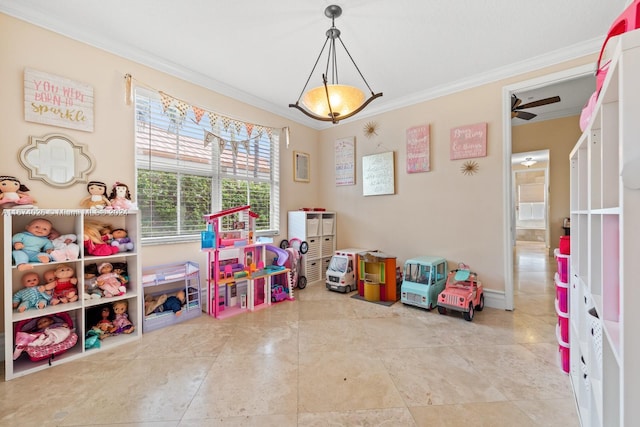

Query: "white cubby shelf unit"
(569, 29), (640, 427)
(3, 208), (142, 380)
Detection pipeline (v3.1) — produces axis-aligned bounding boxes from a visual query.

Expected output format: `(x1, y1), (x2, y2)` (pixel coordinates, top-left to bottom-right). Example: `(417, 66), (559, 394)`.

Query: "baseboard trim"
(484, 289), (510, 311)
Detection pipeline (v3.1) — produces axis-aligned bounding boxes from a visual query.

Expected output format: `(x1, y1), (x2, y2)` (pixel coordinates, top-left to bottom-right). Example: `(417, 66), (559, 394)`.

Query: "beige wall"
(315, 75), (590, 301)
(1, 12), (594, 330)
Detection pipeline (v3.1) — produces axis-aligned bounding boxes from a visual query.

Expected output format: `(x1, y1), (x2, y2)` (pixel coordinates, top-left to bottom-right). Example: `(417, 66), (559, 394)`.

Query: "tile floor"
(0, 242), (579, 426)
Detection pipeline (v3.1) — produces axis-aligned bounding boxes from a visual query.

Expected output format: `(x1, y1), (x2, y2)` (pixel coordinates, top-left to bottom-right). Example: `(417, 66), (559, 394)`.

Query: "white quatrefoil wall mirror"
(19, 133), (95, 188)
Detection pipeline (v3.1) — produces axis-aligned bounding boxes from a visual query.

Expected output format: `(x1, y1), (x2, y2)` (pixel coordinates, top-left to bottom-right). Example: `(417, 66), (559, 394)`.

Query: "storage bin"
(306, 218), (319, 236)
(321, 236), (334, 256)
(556, 317), (569, 345)
(555, 249), (570, 283)
(555, 274), (569, 314)
(305, 260), (322, 284)
(558, 340), (570, 374)
(322, 218), (334, 235)
(306, 238), (321, 259)
(559, 235), (570, 255)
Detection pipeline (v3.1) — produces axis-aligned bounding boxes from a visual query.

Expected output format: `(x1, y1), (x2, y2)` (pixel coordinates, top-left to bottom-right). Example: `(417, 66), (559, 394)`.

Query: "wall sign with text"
(406, 124), (430, 173)
(335, 136), (356, 186)
(449, 122), (487, 160)
(24, 68), (94, 132)
(362, 151), (395, 196)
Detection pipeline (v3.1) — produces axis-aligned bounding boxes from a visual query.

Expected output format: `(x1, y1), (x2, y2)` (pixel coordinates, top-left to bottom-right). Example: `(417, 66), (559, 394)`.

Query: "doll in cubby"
(48, 228), (80, 261)
(112, 300), (134, 334)
(12, 271), (56, 312)
(51, 264), (79, 304)
(95, 262), (127, 297)
(12, 218), (55, 271)
(83, 220), (119, 256)
(110, 228), (134, 252)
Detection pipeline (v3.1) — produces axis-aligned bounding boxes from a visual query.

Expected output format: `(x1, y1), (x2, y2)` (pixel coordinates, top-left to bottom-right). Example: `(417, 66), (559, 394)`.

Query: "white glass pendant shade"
(302, 84), (365, 118)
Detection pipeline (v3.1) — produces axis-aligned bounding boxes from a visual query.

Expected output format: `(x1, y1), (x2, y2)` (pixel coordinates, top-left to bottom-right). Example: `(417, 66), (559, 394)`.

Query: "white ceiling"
(0, 0), (628, 129)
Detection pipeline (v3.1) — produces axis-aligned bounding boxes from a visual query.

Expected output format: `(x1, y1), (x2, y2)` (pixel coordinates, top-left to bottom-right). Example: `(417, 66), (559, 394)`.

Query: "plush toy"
(96, 262), (127, 297)
(80, 181), (111, 210)
(109, 182), (135, 210)
(111, 300), (134, 334)
(12, 272), (56, 312)
(110, 228), (134, 252)
(83, 220), (119, 256)
(12, 218), (54, 271)
(48, 228), (80, 261)
(51, 264), (79, 304)
(0, 175), (36, 209)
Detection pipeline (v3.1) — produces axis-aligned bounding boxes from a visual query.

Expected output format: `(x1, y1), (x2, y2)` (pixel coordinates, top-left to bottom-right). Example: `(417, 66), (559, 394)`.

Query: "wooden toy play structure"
(357, 251), (400, 302)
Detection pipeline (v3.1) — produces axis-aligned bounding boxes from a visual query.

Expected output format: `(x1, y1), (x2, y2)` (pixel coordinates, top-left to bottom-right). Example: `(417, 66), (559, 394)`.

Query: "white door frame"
(502, 63), (593, 310)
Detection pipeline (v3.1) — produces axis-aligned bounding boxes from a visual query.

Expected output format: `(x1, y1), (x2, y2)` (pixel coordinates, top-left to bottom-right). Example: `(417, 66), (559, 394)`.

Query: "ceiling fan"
(511, 94), (561, 120)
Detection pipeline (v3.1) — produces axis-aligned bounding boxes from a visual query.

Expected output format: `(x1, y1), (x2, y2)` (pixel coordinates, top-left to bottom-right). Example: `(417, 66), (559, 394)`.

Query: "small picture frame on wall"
(294, 151), (310, 182)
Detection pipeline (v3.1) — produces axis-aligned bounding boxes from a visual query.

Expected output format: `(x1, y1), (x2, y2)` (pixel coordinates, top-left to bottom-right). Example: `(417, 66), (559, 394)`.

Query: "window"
(135, 88), (280, 242)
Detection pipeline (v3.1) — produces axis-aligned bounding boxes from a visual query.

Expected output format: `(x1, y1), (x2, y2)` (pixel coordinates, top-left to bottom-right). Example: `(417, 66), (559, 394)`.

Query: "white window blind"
(135, 88), (280, 242)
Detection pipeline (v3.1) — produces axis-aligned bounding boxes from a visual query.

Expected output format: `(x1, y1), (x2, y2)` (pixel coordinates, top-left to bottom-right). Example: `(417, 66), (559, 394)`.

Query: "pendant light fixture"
(289, 5), (383, 124)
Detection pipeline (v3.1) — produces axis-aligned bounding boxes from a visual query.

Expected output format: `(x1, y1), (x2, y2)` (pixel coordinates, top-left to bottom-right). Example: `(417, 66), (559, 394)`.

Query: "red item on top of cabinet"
(559, 235), (570, 255)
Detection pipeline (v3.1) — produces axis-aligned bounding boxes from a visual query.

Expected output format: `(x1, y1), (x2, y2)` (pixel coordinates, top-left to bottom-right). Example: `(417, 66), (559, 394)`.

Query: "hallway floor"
(0, 243), (579, 426)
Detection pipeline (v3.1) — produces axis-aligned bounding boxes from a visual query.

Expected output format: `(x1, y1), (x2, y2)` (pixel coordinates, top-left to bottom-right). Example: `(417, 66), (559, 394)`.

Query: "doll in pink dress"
(95, 262), (126, 297)
(0, 175), (36, 209)
(108, 182), (135, 210)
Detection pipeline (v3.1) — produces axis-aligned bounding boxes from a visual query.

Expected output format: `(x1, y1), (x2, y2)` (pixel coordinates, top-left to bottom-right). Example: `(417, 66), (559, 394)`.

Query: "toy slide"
(266, 245), (289, 266)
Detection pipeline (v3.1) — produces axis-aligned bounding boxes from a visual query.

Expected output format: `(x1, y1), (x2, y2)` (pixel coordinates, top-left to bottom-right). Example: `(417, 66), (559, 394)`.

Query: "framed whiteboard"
(362, 151), (395, 196)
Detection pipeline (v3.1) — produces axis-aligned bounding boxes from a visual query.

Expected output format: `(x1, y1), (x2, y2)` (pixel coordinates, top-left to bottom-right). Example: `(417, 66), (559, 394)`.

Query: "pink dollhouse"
(203, 206), (292, 319)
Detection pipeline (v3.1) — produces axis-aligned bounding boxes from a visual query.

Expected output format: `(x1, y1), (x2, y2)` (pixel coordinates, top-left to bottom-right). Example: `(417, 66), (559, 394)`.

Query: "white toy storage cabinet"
(2, 209), (142, 380)
(569, 29), (640, 426)
(287, 211), (336, 284)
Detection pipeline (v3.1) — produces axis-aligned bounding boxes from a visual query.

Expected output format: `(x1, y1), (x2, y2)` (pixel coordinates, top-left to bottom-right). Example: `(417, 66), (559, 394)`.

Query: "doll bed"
(142, 261), (201, 333)
(13, 312), (78, 363)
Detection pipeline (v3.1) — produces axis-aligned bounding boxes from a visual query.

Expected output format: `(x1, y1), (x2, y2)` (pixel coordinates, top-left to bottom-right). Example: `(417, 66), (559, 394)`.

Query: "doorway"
(512, 152), (549, 248)
(502, 64), (593, 310)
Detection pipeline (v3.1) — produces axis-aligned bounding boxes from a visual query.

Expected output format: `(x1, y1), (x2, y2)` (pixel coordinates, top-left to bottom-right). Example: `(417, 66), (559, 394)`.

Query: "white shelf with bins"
(3, 209), (142, 380)
(287, 211), (336, 285)
(569, 29), (640, 427)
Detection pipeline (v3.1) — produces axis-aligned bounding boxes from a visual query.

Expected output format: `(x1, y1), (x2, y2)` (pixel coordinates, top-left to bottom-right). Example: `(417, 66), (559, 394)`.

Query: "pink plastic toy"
(437, 263), (484, 321)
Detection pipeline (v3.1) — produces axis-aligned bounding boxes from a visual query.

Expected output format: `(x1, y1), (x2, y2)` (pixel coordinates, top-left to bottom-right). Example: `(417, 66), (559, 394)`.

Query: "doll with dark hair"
(109, 182), (135, 210)
(80, 181), (111, 210)
(0, 175), (36, 209)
